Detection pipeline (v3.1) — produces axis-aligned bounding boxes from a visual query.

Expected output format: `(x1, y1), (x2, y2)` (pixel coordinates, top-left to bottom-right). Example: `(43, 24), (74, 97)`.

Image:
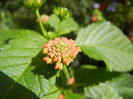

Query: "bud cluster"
(42, 37), (81, 70)
(53, 7), (72, 20)
(24, 0), (45, 9)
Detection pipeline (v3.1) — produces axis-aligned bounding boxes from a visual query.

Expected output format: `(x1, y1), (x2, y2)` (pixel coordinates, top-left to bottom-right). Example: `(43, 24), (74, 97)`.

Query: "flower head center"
(42, 37), (81, 69)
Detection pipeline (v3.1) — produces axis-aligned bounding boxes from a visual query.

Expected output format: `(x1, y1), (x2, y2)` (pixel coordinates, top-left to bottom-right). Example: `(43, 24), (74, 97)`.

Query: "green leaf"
(76, 21), (133, 72)
(84, 74), (133, 99)
(65, 93), (85, 99)
(42, 86), (61, 99)
(47, 14), (79, 36)
(42, 90), (61, 99)
(106, 74), (133, 99)
(47, 14), (60, 32)
(0, 29), (21, 49)
(84, 83), (123, 99)
(0, 30), (58, 98)
(59, 17), (79, 35)
(75, 65), (120, 85)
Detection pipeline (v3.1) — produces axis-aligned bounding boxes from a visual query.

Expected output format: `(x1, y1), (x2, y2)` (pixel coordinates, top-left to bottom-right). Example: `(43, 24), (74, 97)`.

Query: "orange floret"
(63, 58), (73, 65)
(55, 63), (63, 70)
(75, 47), (81, 52)
(43, 57), (52, 64)
(43, 48), (48, 53)
(70, 52), (77, 57)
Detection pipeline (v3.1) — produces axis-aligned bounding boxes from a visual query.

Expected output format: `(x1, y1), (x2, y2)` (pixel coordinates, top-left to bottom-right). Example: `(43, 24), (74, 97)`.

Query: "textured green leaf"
(84, 74), (133, 99)
(84, 83), (123, 99)
(42, 86), (61, 99)
(75, 65), (120, 85)
(106, 74), (133, 99)
(59, 17), (79, 35)
(65, 93), (85, 99)
(0, 30), (58, 98)
(42, 90), (61, 99)
(76, 21), (133, 72)
(0, 29), (22, 49)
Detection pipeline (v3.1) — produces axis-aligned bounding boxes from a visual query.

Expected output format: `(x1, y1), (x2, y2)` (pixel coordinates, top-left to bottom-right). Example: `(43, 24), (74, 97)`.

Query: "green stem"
(35, 8), (48, 38)
(61, 65), (70, 85)
(57, 20), (61, 36)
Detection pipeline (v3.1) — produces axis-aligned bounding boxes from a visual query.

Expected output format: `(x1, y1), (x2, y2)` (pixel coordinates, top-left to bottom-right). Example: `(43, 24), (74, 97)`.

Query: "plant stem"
(35, 8), (48, 38)
(62, 65), (70, 85)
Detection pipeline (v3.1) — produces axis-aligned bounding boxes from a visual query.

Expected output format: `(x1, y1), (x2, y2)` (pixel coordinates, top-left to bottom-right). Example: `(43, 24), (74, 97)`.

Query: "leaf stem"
(35, 8), (48, 38)
(61, 65), (70, 85)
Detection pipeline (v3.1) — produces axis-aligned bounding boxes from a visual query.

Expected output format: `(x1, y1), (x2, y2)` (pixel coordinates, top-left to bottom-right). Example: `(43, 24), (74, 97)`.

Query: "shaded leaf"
(0, 71), (39, 99)
(75, 65), (120, 85)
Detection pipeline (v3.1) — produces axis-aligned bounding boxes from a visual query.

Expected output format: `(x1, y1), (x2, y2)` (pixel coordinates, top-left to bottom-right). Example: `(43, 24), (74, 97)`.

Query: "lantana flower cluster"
(42, 37), (81, 70)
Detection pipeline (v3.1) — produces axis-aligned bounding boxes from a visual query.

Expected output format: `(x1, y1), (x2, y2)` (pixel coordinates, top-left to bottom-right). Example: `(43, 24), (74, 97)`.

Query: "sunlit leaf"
(0, 30), (58, 98)
(76, 22), (133, 72)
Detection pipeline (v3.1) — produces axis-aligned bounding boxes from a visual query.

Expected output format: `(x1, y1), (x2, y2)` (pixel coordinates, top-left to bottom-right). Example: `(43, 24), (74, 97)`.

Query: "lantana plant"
(0, 0), (133, 99)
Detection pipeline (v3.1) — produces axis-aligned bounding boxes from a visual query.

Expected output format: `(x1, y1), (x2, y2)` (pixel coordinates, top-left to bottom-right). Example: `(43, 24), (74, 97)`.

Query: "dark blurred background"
(0, 0), (93, 29)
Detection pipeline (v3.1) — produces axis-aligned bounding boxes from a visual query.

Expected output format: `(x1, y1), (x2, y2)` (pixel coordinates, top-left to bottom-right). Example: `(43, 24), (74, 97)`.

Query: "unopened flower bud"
(69, 77), (75, 85)
(24, 0), (45, 9)
(53, 7), (72, 20)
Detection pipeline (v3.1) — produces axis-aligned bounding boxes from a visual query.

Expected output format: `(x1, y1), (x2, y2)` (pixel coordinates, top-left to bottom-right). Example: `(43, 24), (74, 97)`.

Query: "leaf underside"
(84, 74), (133, 99)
